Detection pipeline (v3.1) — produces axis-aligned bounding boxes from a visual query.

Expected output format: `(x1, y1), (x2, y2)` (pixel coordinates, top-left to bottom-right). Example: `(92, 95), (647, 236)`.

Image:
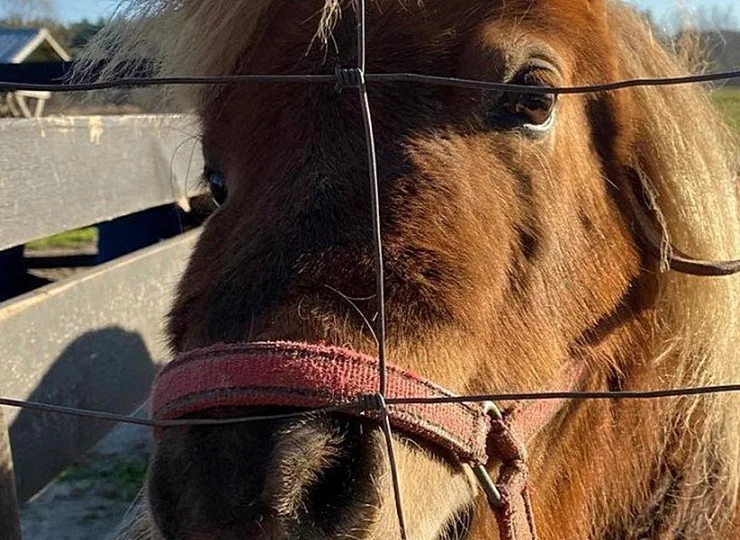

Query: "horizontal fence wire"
(4, 385), (740, 428)
(0, 68), (738, 94)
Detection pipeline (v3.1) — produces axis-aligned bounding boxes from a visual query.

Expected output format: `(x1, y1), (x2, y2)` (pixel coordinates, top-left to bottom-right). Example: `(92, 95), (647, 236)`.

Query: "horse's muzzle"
(148, 408), (388, 538)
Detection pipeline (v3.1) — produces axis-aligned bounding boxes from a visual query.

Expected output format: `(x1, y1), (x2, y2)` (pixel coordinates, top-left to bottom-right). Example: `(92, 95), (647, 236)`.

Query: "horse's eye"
(487, 70), (557, 132)
(204, 165), (228, 206)
(500, 88), (556, 127)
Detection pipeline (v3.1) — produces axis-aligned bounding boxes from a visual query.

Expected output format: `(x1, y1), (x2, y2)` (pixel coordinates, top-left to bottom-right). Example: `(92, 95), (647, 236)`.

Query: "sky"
(54, 0), (118, 23)
(43, 0), (740, 27)
(630, 0), (738, 29)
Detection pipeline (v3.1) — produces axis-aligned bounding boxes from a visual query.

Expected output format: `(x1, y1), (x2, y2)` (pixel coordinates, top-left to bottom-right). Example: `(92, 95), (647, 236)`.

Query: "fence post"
(0, 408), (21, 540)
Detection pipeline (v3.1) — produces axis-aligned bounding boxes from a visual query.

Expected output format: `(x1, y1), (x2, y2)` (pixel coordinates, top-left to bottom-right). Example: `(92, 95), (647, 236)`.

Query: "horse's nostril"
(304, 422), (382, 525)
(438, 505), (473, 540)
(261, 417), (345, 517)
(260, 416), (385, 534)
(148, 411), (387, 539)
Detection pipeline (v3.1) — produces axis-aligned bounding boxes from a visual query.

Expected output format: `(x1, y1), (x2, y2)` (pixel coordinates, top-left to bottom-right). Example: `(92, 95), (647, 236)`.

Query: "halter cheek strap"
(151, 341), (584, 540)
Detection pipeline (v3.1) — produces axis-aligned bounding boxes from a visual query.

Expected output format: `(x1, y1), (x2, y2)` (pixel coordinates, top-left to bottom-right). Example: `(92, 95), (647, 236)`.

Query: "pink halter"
(151, 341), (583, 540)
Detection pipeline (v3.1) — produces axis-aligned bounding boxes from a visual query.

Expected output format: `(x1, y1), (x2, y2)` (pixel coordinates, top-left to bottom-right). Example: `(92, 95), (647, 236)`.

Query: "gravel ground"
(20, 414), (152, 540)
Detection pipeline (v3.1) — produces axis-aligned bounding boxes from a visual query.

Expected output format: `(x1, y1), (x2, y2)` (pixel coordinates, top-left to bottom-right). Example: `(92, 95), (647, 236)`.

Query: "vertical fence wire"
(356, 0), (387, 397)
(354, 0), (408, 537)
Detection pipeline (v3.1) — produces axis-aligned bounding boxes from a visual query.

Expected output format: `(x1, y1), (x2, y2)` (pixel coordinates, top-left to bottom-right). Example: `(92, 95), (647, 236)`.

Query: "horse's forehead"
(369, 0), (595, 17)
(259, 0), (600, 45)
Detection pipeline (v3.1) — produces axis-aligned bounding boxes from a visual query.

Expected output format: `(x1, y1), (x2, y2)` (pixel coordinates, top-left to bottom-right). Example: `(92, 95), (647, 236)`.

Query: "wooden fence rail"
(0, 115), (203, 251)
(0, 114), (204, 535)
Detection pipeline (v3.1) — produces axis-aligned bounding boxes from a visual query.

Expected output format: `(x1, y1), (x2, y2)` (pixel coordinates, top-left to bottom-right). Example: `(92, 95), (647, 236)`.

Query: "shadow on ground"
(14, 326), (157, 540)
(10, 327), (157, 502)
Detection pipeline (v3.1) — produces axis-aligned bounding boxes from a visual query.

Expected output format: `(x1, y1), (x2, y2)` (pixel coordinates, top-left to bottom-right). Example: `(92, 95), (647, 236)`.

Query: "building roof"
(0, 28), (71, 64)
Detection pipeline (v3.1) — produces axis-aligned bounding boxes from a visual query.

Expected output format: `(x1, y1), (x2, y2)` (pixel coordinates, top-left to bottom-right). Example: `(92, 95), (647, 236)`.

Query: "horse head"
(88, 1), (740, 538)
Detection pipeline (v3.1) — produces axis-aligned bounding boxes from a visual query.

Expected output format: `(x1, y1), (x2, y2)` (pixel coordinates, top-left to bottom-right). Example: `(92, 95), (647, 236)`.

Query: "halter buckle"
(471, 401), (505, 508)
(472, 462), (504, 508)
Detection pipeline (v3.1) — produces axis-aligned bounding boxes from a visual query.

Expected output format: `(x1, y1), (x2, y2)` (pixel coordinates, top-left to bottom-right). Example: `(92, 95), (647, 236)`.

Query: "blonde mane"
(89, 1), (740, 537)
(78, 0), (342, 105)
(612, 6), (740, 524)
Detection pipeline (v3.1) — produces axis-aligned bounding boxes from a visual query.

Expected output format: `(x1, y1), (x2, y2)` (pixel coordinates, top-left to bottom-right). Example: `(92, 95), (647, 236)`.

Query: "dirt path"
(20, 414), (152, 540)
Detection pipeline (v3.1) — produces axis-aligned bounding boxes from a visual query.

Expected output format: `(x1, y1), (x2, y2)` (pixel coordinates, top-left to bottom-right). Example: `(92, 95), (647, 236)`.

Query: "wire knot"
(356, 392), (387, 412)
(335, 66), (364, 92)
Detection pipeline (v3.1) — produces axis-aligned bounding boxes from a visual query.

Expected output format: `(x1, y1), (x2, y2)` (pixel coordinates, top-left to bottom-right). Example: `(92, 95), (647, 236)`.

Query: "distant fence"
(0, 112), (204, 535)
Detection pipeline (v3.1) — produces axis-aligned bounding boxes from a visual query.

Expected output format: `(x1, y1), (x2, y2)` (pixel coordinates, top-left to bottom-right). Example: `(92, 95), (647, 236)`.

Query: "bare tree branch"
(1, 0), (58, 24)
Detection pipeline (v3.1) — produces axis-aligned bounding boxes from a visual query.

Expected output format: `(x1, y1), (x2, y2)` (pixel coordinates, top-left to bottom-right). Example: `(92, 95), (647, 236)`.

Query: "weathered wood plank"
(0, 115), (203, 252)
(0, 230), (198, 501)
(0, 408), (21, 540)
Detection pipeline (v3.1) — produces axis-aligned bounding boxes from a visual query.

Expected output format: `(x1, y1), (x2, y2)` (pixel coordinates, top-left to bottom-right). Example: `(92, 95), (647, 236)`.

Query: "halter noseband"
(152, 341), (584, 540)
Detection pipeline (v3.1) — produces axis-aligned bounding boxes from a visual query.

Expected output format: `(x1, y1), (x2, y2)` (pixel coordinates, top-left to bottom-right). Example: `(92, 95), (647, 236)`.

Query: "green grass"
(712, 88), (740, 133)
(25, 227), (98, 251)
(59, 456), (149, 501)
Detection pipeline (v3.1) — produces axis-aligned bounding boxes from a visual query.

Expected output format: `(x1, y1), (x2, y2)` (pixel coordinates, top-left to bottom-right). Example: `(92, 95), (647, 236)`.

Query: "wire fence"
(4, 384), (740, 428)
(3, 1), (740, 537)
(1, 65), (739, 95)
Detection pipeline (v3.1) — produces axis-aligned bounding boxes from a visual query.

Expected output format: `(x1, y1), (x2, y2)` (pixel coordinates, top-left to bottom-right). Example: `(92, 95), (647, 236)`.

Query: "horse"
(84, 0), (740, 538)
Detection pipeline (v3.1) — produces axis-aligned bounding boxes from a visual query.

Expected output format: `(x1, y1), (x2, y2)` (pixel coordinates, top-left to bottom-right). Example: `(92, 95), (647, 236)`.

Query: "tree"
(0, 0), (57, 25)
(695, 5), (739, 32)
(66, 17), (106, 54)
